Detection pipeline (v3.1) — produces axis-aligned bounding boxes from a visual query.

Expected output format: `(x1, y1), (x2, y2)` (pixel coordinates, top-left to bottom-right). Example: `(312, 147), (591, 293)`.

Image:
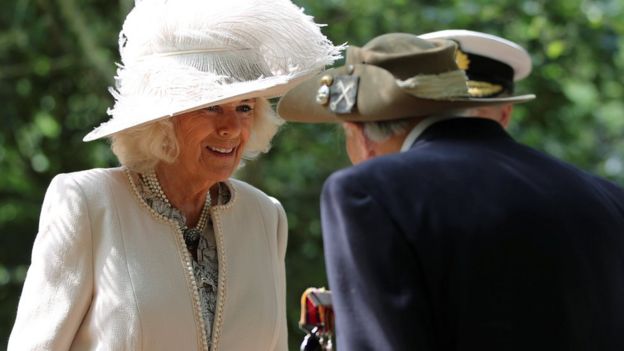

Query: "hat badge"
(315, 68), (359, 114)
(455, 49), (471, 70)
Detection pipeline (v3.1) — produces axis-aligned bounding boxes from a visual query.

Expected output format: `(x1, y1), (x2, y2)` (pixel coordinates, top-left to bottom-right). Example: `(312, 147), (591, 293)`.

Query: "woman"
(8, 0), (341, 350)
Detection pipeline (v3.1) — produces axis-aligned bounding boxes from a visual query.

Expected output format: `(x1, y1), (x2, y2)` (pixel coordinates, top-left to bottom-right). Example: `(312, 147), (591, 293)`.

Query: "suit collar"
(407, 117), (511, 149)
(400, 115), (463, 152)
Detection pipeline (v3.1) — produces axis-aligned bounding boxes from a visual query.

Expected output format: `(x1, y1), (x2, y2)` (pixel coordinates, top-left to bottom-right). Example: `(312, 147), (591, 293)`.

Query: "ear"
(499, 104), (513, 128)
(343, 122), (375, 164)
(353, 124), (377, 158)
(342, 121), (361, 142)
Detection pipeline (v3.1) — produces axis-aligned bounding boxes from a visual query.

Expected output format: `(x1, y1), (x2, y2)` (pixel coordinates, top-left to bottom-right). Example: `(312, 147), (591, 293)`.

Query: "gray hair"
(360, 119), (414, 142)
(110, 98), (282, 173)
(362, 106), (499, 143)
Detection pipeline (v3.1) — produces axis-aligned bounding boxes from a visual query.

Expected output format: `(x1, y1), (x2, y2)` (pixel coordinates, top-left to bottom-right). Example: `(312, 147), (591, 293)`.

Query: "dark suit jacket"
(321, 118), (624, 351)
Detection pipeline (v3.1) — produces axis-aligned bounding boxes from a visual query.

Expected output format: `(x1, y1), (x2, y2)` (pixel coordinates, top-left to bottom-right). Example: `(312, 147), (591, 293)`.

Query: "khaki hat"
(277, 33), (535, 123)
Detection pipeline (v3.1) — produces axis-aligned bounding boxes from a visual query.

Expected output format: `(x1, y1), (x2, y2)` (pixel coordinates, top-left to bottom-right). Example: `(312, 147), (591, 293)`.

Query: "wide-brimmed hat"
(278, 33), (535, 124)
(419, 29), (533, 98)
(83, 0), (343, 141)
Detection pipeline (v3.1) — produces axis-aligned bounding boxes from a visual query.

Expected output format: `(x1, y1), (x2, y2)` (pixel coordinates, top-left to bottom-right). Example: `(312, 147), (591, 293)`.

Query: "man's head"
(420, 30), (533, 127)
(341, 118), (418, 164)
(277, 32), (534, 164)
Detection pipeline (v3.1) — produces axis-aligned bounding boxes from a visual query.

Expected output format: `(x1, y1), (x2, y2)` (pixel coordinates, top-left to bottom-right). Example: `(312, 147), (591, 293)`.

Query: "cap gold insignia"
(467, 80), (503, 97)
(455, 49), (470, 71)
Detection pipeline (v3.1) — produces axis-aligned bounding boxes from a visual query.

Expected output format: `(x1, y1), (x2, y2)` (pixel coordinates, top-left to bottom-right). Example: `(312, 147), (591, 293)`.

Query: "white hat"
(420, 29), (533, 99)
(83, 0), (343, 142)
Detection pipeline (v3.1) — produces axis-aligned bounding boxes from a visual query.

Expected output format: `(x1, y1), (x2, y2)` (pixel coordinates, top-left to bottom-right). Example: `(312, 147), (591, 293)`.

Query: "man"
(278, 33), (624, 350)
(420, 29), (533, 128)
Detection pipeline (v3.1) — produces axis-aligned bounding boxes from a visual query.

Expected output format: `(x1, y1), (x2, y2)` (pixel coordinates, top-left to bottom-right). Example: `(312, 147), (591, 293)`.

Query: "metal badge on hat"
(315, 66), (359, 114)
(455, 49), (471, 70)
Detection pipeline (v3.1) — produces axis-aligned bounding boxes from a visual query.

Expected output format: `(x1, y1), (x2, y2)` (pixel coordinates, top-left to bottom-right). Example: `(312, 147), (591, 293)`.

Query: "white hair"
(360, 108), (489, 143)
(360, 119), (414, 142)
(110, 98), (282, 173)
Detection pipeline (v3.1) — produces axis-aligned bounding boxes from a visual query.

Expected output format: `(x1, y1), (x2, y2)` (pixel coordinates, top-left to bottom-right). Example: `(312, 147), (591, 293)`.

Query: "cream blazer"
(8, 167), (288, 351)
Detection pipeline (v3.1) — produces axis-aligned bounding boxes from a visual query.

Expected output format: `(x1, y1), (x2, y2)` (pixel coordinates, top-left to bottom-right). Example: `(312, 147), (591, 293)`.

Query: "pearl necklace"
(143, 171), (211, 255)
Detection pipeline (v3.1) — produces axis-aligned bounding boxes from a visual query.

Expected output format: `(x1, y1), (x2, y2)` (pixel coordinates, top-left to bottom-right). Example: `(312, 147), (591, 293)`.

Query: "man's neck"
(372, 134), (409, 157)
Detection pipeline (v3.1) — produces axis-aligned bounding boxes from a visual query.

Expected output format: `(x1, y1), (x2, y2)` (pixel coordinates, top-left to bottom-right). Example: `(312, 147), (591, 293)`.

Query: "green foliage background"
(2, 0), (624, 349)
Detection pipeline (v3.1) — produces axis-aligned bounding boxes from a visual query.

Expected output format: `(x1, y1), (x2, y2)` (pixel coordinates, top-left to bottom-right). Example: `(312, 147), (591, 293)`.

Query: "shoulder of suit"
(589, 173), (624, 197)
(329, 152), (413, 184)
(41, 168), (130, 213)
(51, 167), (126, 191)
(324, 158), (393, 196)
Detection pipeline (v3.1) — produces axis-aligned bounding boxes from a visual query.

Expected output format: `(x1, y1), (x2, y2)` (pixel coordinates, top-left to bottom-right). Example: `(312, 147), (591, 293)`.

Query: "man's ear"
(343, 122), (376, 164)
(499, 104), (513, 128)
(351, 123), (377, 156)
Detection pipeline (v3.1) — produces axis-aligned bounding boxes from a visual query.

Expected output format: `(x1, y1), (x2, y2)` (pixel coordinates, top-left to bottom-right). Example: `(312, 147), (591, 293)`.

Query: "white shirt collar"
(400, 115), (461, 152)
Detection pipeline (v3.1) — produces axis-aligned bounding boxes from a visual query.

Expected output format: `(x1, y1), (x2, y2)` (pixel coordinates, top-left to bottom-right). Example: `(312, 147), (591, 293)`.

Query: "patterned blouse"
(135, 173), (230, 349)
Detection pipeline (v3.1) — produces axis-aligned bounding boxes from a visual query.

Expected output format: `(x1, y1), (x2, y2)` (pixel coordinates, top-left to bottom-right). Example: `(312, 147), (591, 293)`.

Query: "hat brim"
(82, 70), (316, 142)
(277, 64), (535, 123)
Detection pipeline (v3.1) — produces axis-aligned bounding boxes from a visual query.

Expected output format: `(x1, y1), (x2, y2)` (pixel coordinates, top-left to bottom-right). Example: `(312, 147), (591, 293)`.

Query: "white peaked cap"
(420, 29), (532, 81)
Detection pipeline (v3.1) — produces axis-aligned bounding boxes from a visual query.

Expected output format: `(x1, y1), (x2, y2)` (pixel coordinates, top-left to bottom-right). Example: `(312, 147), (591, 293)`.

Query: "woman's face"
(173, 99), (256, 184)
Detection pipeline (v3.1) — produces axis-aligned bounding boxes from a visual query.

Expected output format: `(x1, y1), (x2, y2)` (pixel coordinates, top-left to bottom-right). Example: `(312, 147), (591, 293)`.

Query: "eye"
(236, 104), (254, 114)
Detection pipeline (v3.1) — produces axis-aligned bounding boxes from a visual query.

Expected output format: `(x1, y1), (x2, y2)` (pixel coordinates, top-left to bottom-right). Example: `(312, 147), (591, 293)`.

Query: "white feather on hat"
(83, 0), (343, 141)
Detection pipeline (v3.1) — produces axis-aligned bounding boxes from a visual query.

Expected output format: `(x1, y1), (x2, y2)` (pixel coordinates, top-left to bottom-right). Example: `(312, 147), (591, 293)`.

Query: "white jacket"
(9, 167), (288, 350)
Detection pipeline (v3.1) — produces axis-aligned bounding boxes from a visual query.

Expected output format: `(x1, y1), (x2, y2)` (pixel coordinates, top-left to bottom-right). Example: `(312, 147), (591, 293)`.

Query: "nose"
(216, 111), (241, 138)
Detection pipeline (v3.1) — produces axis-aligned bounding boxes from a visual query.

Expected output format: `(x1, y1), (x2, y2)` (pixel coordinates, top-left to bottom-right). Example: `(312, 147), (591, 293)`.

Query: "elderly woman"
(8, 0), (340, 350)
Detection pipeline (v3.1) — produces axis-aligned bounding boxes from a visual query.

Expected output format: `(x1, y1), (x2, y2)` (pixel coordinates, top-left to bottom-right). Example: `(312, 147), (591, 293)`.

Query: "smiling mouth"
(206, 145), (236, 156)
